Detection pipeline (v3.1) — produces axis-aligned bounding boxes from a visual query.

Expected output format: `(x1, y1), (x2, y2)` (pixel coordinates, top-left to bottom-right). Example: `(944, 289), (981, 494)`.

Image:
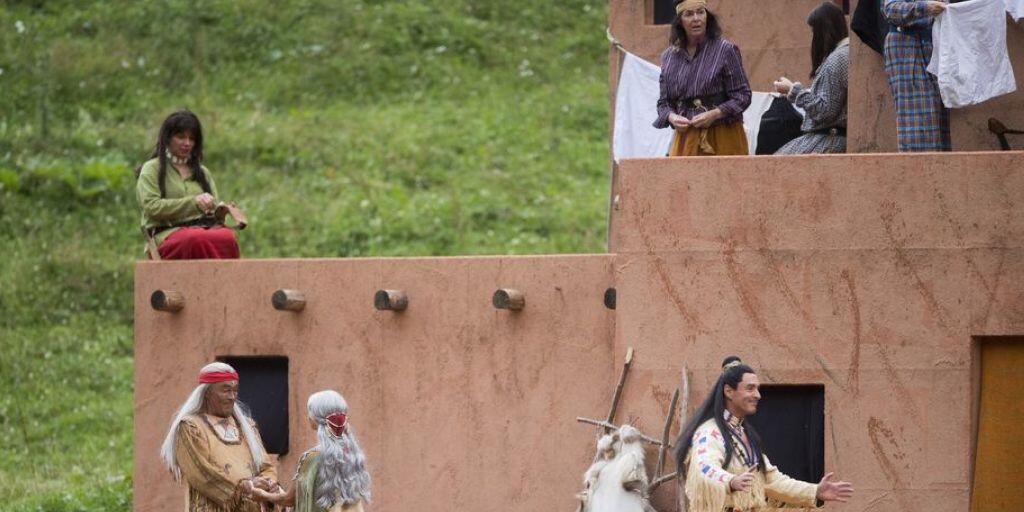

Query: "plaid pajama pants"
(884, 32), (951, 152)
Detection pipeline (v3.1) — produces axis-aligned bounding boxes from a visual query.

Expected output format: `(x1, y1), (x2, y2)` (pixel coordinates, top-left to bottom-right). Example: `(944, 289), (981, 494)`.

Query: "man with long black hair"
(674, 356), (853, 511)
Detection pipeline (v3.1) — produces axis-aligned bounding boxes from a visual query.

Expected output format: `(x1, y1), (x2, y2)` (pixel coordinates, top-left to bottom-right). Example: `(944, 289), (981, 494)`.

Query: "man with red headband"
(160, 362), (279, 511)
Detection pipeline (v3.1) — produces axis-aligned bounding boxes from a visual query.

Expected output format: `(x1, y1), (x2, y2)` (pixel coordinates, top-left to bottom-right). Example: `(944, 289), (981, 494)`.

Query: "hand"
(251, 487), (287, 503)
(251, 477), (277, 491)
(194, 193), (215, 213)
(668, 112), (691, 129)
(815, 472), (854, 503)
(729, 470), (755, 492)
(239, 479), (255, 496)
(773, 77), (794, 95)
(690, 108), (723, 129)
(925, 1), (947, 16)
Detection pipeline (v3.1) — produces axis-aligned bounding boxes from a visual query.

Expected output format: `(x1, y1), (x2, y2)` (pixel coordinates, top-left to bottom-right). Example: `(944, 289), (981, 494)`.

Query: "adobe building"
(134, 1), (1024, 511)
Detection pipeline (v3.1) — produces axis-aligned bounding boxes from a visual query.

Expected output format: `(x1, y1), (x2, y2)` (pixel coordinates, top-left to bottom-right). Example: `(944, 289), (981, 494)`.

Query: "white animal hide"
(585, 426), (649, 512)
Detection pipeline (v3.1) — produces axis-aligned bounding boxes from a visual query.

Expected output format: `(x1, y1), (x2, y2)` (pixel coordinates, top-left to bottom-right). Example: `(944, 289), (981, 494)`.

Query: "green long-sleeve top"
(136, 157), (220, 244)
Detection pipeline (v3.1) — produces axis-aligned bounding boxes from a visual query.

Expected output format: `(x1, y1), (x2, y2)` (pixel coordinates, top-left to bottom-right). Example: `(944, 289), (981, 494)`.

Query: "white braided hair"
(307, 390), (371, 507)
(159, 362), (264, 480)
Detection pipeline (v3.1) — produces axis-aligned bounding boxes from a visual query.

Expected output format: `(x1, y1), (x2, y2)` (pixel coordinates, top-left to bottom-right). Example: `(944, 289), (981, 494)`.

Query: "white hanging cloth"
(613, 52), (675, 161)
(927, 0), (1017, 108)
(742, 91), (776, 155)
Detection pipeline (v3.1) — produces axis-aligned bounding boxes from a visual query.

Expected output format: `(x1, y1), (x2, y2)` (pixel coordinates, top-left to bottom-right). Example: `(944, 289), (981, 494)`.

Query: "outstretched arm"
(815, 472), (854, 503)
(762, 455), (820, 508)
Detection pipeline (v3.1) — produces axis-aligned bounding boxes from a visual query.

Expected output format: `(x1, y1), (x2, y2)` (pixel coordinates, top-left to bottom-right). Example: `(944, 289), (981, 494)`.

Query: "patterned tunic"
(882, 0), (951, 152)
(175, 414), (277, 512)
(681, 414), (819, 511)
(653, 37), (752, 129)
(776, 39), (850, 155)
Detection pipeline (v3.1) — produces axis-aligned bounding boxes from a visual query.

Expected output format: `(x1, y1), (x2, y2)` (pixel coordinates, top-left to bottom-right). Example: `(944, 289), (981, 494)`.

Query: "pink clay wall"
(136, 152), (1024, 511)
(610, 152), (1024, 511)
(134, 256), (616, 512)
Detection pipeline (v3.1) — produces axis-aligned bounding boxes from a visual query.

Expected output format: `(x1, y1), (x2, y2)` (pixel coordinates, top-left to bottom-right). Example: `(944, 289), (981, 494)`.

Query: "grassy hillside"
(0, 0), (610, 509)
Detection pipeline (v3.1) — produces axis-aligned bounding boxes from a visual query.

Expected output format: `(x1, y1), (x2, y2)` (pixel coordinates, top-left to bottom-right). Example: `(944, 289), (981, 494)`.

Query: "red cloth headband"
(327, 413), (347, 435)
(198, 371), (239, 384)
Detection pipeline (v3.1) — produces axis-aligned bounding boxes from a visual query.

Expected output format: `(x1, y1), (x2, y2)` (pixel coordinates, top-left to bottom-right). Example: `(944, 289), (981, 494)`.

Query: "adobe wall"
(136, 152), (1024, 511)
(608, 0), (1024, 154)
(134, 255), (616, 512)
(610, 152), (1024, 510)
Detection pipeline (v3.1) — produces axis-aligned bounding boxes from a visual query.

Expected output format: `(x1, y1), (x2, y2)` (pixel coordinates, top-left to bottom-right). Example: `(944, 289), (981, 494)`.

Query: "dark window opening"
(652, 0), (677, 25)
(747, 384), (825, 483)
(218, 356), (289, 455)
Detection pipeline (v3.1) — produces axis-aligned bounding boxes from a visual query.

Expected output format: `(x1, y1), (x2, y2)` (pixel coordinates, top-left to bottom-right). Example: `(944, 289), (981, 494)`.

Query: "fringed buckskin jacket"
(681, 414), (820, 511)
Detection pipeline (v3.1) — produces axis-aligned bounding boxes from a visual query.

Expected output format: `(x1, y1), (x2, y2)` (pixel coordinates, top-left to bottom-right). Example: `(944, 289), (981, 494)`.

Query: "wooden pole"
(575, 417), (669, 447)
(604, 346), (634, 432)
(374, 289), (408, 311)
(150, 290), (184, 312)
(655, 387), (680, 477)
(272, 289), (306, 311)
(492, 288), (525, 310)
(673, 366), (692, 511)
(648, 472), (678, 493)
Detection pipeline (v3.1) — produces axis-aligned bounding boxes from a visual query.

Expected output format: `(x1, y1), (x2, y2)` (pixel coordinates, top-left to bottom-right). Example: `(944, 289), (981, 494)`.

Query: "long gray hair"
(160, 362), (264, 480)
(307, 390), (371, 508)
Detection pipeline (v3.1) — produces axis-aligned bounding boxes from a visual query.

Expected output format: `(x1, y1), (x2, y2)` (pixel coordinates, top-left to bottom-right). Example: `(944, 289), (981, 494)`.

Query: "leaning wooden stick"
(648, 472), (678, 493)
(575, 417), (669, 447)
(655, 388), (680, 478)
(674, 366), (692, 510)
(604, 346), (634, 433)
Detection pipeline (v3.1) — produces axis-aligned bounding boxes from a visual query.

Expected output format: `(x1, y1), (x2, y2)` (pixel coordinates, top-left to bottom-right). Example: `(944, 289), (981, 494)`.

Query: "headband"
(723, 359), (743, 371)
(676, 0), (708, 14)
(198, 370), (239, 384)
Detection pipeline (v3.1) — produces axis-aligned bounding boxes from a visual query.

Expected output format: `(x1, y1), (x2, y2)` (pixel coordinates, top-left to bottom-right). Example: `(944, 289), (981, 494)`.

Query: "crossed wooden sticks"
(575, 348), (691, 502)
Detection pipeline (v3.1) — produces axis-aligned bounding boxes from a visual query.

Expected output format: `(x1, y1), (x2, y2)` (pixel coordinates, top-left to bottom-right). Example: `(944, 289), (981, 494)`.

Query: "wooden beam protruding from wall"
(272, 289), (306, 311)
(492, 288), (525, 311)
(150, 290), (185, 312)
(374, 289), (409, 311)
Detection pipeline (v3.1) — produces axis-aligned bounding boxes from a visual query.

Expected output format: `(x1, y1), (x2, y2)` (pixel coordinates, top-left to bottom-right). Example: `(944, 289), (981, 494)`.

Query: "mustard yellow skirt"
(668, 120), (748, 156)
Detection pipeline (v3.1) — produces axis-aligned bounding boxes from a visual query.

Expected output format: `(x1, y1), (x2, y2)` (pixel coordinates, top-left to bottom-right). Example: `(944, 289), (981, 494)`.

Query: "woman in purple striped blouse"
(653, 0), (752, 156)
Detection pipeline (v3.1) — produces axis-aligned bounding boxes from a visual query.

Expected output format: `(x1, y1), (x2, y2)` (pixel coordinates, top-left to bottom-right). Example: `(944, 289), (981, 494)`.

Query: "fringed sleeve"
(762, 454), (820, 508)
(683, 423), (731, 512)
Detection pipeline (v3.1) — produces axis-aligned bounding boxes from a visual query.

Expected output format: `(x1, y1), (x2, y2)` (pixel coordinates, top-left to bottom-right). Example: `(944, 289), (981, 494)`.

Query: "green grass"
(0, 0), (610, 509)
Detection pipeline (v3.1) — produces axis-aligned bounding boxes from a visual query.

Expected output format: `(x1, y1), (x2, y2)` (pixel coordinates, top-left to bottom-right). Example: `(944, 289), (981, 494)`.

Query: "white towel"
(927, 0), (1016, 108)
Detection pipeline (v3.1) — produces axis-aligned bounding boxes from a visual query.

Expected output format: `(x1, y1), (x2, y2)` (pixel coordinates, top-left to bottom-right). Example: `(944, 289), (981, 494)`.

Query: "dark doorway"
(971, 337), (1024, 511)
(746, 385), (825, 483)
(653, 0), (677, 25)
(218, 356), (289, 455)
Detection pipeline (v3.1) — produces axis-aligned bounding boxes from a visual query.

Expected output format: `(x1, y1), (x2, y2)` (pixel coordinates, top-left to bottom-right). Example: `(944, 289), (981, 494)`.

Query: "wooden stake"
(150, 290), (184, 312)
(648, 472), (677, 493)
(272, 289), (306, 311)
(604, 346), (634, 432)
(655, 388), (680, 478)
(492, 288), (525, 310)
(575, 417), (669, 447)
(374, 289), (408, 311)
(670, 366), (692, 510)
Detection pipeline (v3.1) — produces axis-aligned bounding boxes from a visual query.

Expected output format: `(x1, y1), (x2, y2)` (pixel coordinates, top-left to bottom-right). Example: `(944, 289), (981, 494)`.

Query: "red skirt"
(158, 226), (240, 260)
